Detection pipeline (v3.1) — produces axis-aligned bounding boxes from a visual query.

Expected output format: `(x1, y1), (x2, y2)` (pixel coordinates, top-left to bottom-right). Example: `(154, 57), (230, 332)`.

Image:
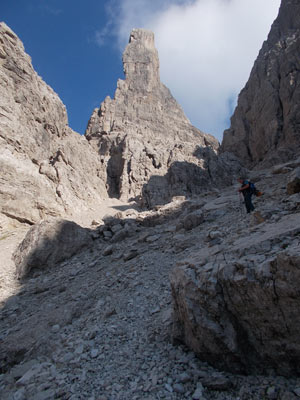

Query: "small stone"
(32, 389), (56, 400)
(111, 228), (129, 243)
(103, 245), (114, 256)
(173, 383), (185, 394)
(165, 383), (173, 393)
(281, 391), (298, 400)
(192, 383), (204, 400)
(103, 230), (113, 238)
(287, 167), (300, 194)
(177, 372), (192, 383)
(88, 260), (98, 267)
(61, 352), (73, 363)
(250, 211), (265, 226)
(90, 349), (99, 358)
(150, 306), (160, 314)
(183, 210), (204, 231)
(17, 364), (42, 385)
(266, 386), (278, 399)
(91, 220), (101, 226)
(208, 230), (222, 239)
(13, 388), (26, 400)
(51, 324), (60, 333)
(201, 375), (232, 391)
(151, 374), (158, 386)
(111, 223), (122, 233)
(293, 387), (300, 397)
(10, 360), (39, 379)
(146, 235), (160, 243)
(75, 344), (84, 354)
(123, 249), (139, 261)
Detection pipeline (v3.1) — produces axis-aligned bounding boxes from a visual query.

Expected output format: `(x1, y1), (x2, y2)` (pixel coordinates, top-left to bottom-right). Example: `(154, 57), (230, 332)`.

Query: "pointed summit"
(85, 29), (240, 206)
(123, 29), (160, 92)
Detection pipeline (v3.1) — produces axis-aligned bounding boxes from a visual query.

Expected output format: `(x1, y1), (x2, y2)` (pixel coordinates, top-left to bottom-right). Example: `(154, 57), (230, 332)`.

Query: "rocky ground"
(1, 161), (300, 400)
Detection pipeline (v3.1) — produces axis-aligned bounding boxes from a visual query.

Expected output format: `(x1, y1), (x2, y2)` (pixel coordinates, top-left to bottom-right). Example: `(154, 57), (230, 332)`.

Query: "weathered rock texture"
(171, 243), (300, 376)
(13, 219), (92, 279)
(85, 29), (243, 207)
(0, 22), (107, 226)
(222, 0), (300, 168)
(170, 164), (300, 377)
(287, 166), (300, 194)
(2, 165), (300, 399)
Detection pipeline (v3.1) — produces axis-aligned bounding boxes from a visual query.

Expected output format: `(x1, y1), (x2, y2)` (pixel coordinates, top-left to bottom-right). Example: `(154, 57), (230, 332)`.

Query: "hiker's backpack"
(249, 182), (263, 196)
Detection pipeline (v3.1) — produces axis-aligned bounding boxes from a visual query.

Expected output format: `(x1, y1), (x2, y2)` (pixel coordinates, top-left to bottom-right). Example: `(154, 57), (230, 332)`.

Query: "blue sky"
(2, 0), (281, 142)
(2, 0), (124, 135)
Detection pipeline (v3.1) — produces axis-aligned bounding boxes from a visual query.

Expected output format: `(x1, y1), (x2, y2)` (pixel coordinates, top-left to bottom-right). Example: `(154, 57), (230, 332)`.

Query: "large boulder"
(171, 242), (300, 375)
(221, 0), (300, 168)
(13, 219), (92, 279)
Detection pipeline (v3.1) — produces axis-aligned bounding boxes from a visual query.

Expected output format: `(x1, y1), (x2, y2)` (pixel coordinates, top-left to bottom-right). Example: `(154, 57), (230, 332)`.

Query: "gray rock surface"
(13, 219), (92, 279)
(0, 22), (107, 226)
(1, 164), (300, 400)
(222, 0), (300, 168)
(85, 29), (244, 207)
(287, 167), (300, 194)
(170, 166), (300, 376)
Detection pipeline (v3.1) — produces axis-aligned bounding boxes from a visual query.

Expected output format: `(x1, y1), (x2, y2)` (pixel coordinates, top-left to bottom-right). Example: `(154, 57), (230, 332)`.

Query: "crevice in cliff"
(145, 151), (162, 169)
(106, 141), (126, 199)
(274, 90), (284, 148)
(1, 211), (34, 226)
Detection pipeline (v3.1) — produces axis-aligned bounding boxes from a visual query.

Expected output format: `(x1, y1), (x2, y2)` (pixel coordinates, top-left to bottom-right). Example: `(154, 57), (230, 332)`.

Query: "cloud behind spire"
(99, 0), (281, 141)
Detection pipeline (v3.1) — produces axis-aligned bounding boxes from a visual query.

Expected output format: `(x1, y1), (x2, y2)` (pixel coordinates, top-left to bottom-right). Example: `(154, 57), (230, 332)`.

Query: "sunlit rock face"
(0, 22), (107, 225)
(222, 0), (300, 169)
(85, 29), (242, 207)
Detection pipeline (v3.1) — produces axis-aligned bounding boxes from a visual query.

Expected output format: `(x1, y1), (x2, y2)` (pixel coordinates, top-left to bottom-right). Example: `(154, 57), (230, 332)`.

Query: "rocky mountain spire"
(221, 0), (300, 168)
(85, 29), (241, 207)
(123, 29), (160, 93)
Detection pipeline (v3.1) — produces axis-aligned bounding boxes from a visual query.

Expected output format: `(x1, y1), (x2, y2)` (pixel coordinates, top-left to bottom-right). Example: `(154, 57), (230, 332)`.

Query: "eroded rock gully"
(1, 162), (300, 400)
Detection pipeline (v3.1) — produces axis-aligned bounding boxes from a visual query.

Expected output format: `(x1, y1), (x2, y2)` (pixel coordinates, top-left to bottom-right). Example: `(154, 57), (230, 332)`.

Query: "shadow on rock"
(1, 219), (96, 373)
(141, 150), (245, 208)
(1, 201), (192, 373)
(13, 219), (93, 280)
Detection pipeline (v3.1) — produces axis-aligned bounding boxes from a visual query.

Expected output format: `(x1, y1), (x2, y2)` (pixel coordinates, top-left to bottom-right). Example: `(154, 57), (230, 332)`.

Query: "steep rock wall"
(0, 23), (107, 226)
(221, 0), (300, 168)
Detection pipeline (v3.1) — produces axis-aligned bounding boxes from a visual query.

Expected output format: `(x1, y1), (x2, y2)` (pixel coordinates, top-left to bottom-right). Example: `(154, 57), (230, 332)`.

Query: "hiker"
(238, 178), (255, 214)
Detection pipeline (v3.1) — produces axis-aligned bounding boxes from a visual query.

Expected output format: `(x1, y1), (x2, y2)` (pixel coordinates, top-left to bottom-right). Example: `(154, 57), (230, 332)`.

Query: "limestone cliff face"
(0, 23), (242, 228)
(85, 29), (240, 207)
(0, 22), (107, 226)
(221, 0), (300, 168)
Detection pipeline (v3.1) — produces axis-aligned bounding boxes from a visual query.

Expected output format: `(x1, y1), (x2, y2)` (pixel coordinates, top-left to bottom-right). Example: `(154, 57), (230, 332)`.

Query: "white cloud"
(103, 0), (281, 142)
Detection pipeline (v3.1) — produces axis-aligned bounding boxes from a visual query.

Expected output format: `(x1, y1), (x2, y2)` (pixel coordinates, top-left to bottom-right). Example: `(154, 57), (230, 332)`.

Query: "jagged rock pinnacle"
(85, 29), (240, 206)
(123, 28), (160, 92)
